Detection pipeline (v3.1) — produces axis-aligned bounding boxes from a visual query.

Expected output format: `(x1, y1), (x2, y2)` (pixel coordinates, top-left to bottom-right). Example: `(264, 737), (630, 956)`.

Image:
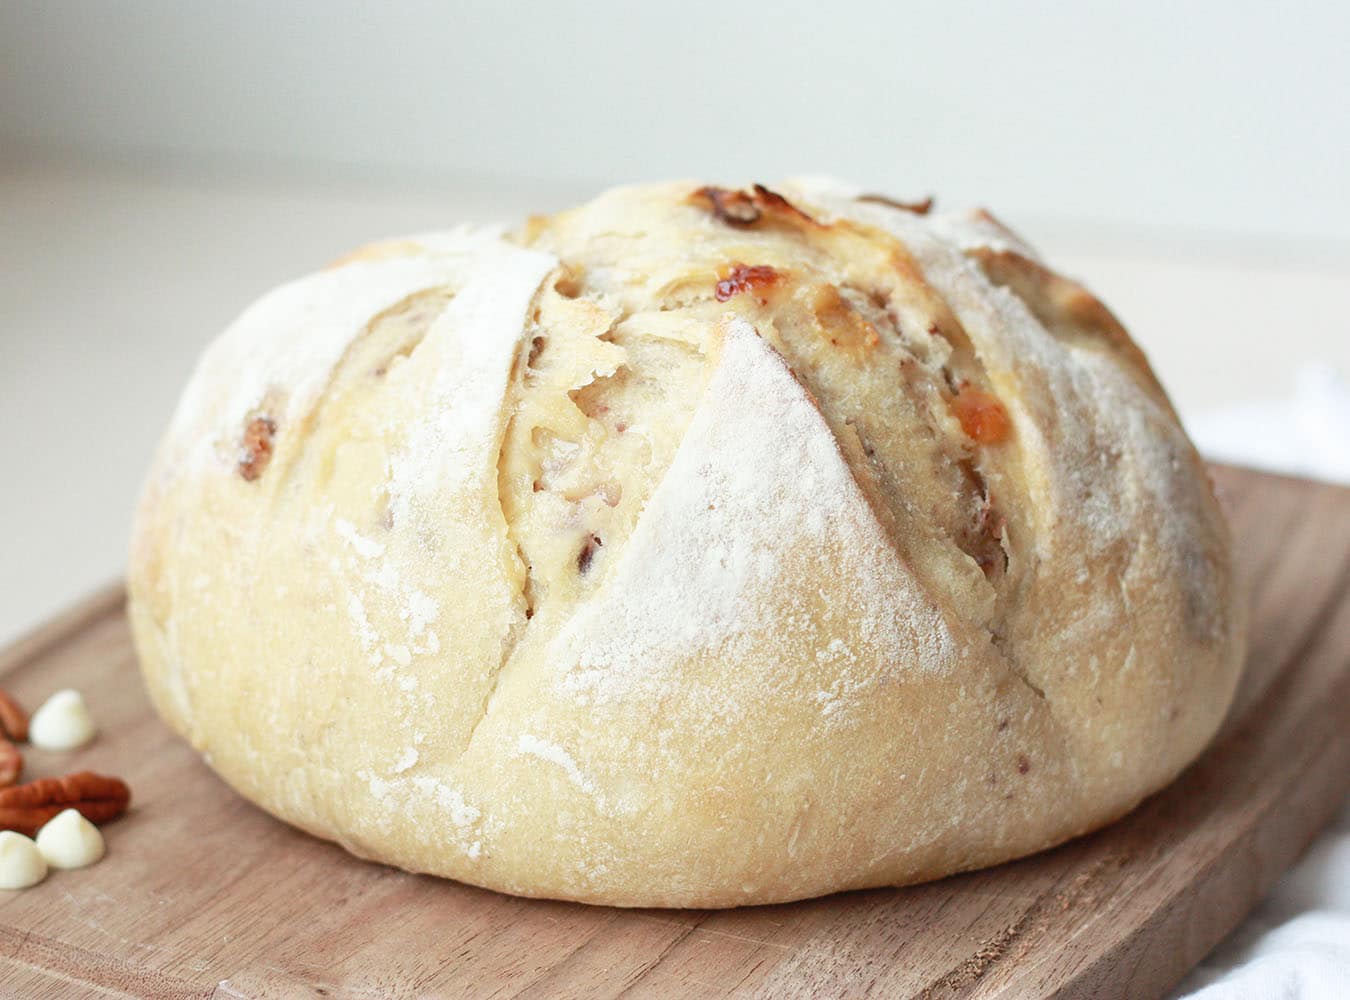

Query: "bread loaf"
(128, 180), (1245, 907)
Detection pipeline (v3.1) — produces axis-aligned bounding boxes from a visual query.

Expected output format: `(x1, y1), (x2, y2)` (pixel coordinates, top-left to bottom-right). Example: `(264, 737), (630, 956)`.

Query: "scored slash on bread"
(127, 180), (1244, 907)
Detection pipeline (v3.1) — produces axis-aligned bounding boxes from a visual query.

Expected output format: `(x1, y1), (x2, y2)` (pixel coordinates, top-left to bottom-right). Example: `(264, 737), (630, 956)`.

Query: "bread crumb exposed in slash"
(550, 319), (956, 723)
(800, 179), (1202, 558)
(386, 243), (557, 528)
(165, 237), (510, 480)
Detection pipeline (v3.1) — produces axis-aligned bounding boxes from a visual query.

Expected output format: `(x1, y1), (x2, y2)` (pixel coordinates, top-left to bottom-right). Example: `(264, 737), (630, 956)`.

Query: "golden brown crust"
(968, 245), (1173, 413)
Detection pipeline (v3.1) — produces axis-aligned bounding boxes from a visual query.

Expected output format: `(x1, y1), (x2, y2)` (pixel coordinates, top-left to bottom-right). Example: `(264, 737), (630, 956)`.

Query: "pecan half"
(0, 690), (28, 742)
(0, 740), (21, 788)
(0, 772), (131, 837)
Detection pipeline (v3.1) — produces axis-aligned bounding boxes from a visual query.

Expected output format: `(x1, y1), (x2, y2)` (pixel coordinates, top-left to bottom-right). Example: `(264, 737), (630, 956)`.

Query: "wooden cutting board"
(0, 464), (1346, 999)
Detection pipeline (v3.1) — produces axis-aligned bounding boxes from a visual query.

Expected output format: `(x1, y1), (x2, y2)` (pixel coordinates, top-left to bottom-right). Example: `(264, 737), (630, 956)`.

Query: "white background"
(4, 2), (1350, 248)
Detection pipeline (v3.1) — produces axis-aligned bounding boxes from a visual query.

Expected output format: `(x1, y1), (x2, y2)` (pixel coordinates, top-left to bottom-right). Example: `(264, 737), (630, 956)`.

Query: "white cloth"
(1179, 802), (1350, 997)
(1187, 364), (1350, 487)
(1174, 365), (1350, 997)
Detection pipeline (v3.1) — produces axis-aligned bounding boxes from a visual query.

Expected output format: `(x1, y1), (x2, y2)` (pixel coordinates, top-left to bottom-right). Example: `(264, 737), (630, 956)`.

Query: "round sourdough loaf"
(128, 180), (1245, 907)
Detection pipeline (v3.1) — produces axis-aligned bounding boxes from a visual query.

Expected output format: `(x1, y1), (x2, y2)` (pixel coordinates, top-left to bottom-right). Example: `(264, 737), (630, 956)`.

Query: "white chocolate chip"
(35, 808), (106, 870)
(0, 831), (48, 889)
(28, 689), (97, 751)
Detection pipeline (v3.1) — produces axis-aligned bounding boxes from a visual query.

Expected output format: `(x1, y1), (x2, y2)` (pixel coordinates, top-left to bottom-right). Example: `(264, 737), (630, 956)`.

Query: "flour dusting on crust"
(387, 242), (557, 524)
(163, 228), (520, 477)
(550, 318), (957, 713)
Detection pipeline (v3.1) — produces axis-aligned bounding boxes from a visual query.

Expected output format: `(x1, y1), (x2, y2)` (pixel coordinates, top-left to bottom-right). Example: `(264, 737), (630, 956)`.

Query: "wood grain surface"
(0, 465), (1346, 999)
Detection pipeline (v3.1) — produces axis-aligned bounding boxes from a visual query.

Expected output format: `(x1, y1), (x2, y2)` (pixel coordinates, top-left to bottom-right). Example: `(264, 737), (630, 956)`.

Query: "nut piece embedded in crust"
(237, 416), (277, 482)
